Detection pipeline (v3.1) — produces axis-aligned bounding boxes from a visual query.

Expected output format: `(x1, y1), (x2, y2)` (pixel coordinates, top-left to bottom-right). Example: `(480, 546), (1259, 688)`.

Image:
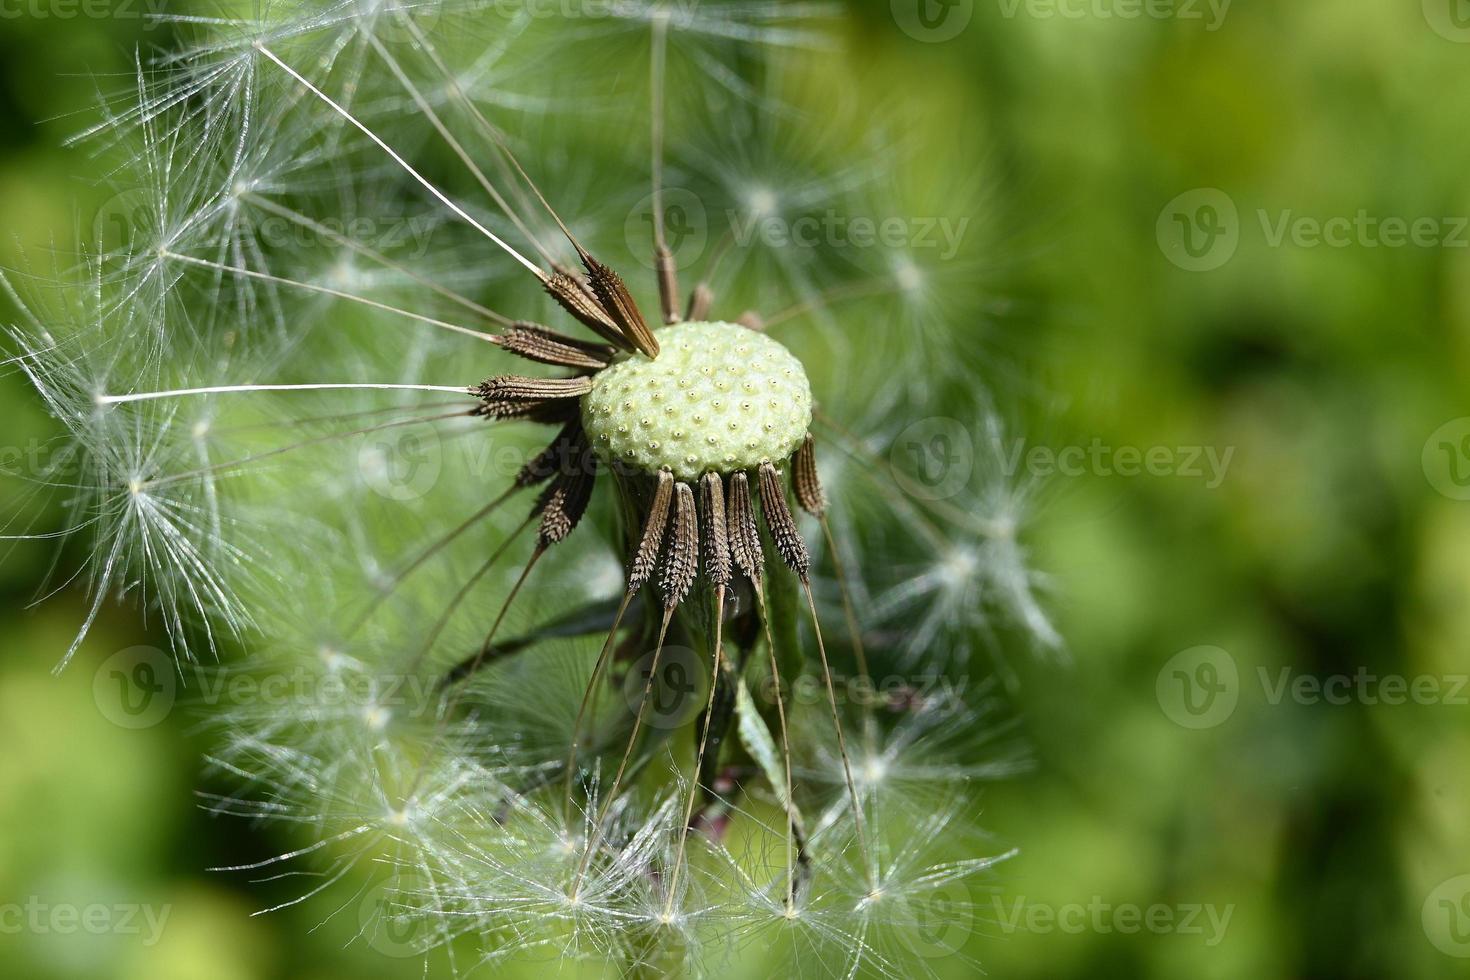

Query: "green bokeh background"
(3, 1), (1469, 978)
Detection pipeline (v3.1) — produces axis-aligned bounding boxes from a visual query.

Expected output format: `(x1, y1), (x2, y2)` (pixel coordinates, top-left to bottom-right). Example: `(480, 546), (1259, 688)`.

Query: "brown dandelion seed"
(628, 469), (675, 594)
(582, 253), (661, 359)
(498, 323), (614, 370)
(726, 470), (764, 586)
(792, 434), (826, 517)
(544, 270), (629, 350)
(759, 461), (810, 580)
(657, 481), (699, 609)
(700, 472), (732, 588)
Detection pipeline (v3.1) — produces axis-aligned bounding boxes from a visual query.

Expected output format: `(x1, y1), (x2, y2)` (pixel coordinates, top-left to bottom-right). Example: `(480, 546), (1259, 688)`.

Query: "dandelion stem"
(752, 585), (800, 908)
(364, 33), (558, 277)
(819, 513), (877, 753)
(253, 43), (546, 279)
(573, 606), (676, 899)
(349, 484), (526, 636)
(159, 250), (501, 343)
(239, 192), (513, 325)
(562, 589), (636, 820)
(392, 11), (561, 266)
(138, 410), (470, 490)
(801, 580), (877, 891)
(664, 583), (725, 917)
(97, 383), (470, 405)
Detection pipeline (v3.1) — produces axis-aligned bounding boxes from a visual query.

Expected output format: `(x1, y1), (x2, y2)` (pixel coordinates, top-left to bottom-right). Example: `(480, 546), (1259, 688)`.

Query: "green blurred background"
(3, 1), (1469, 978)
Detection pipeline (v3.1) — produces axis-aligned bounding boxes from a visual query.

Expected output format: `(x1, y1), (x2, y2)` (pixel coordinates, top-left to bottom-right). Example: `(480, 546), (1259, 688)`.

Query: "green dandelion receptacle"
(582, 321), (813, 481)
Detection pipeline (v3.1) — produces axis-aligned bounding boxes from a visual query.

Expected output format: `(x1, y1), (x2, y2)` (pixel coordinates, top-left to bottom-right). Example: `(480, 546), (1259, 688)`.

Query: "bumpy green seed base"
(582, 321), (813, 481)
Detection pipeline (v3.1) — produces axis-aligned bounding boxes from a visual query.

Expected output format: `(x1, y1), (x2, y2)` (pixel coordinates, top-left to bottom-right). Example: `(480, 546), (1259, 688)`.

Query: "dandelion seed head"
(582, 322), (811, 480)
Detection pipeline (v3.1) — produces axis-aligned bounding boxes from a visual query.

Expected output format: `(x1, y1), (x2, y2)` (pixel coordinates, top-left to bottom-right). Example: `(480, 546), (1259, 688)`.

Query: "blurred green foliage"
(2, 2), (1468, 978)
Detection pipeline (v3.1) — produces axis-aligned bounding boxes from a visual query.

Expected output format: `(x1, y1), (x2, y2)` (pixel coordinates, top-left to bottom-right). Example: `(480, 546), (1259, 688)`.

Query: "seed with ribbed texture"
(759, 461), (809, 579)
(792, 433), (826, 516)
(628, 469), (674, 594)
(700, 472), (731, 588)
(726, 471), (763, 586)
(658, 482), (699, 609)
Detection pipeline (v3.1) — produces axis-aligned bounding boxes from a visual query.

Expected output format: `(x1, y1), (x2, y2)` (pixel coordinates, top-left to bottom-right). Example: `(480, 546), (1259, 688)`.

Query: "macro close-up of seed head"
(582, 321), (812, 481)
(6, 3), (1461, 980)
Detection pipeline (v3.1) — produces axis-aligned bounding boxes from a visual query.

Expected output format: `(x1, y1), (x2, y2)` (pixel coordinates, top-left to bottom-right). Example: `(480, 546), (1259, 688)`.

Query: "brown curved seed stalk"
(545, 271), (630, 349)
(727, 471), (763, 586)
(583, 255), (660, 359)
(758, 462), (810, 579)
(657, 482), (699, 609)
(700, 473), (731, 588)
(474, 375), (593, 402)
(630, 469), (676, 594)
(656, 244), (680, 325)
(685, 283), (713, 322)
(498, 324), (613, 370)
(792, 434), (826, 517)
